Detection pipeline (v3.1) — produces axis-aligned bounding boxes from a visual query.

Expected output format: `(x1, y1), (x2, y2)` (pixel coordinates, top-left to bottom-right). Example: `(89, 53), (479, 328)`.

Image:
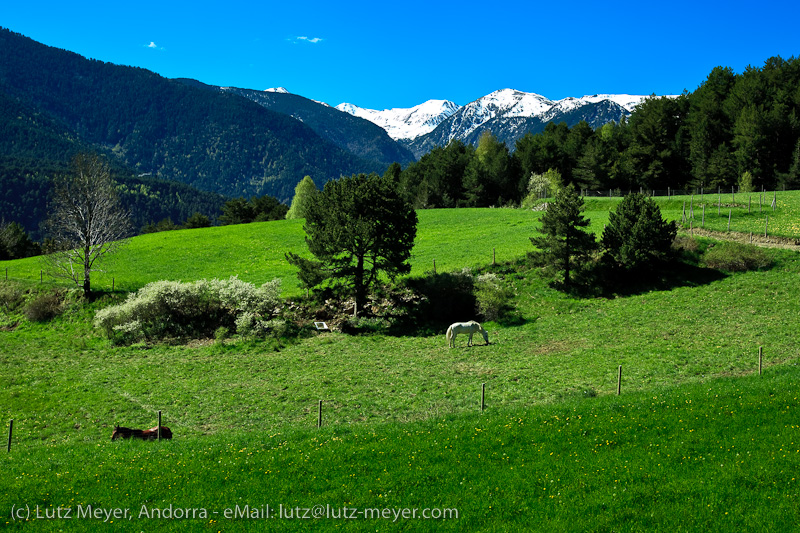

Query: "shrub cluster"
(0, 283), (25, 313)
(474, 272), (514, 322)
(94, 276), (282, 344)
(23, 292), (63, 322)
(703, 242), (773, 272)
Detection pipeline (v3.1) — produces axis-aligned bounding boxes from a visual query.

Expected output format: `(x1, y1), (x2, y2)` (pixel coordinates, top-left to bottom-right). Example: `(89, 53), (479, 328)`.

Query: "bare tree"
(44, 153), (132, 298)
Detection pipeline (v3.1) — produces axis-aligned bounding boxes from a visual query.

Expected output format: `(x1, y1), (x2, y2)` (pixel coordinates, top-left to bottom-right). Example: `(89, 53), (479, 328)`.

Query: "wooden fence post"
(617, 365), (623, 395)
(481, 383), (486, 412)
(7, 420), (12, 453)
(765, 216), (769, 238)
(317, 400), (323, 428)
(727, 209), (732, 231)
(759, 346), (763, 376)
(157, 411), (162, 441)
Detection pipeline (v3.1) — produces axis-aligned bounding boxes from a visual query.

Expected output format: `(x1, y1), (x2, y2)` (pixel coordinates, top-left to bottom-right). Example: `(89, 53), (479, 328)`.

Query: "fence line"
(2, 347), (775, 450)
(580, 185), (788, 198)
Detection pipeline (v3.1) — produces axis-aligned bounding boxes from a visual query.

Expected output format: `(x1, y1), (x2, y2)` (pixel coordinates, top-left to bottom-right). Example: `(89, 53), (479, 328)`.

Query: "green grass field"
(2, 193), (800, 531)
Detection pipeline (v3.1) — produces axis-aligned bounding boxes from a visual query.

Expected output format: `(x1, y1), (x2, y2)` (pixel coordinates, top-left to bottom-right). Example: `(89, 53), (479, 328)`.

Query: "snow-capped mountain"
(338, 88), (655, 158)
(339, 89), (650, 143)
(336, 99), (459, 141)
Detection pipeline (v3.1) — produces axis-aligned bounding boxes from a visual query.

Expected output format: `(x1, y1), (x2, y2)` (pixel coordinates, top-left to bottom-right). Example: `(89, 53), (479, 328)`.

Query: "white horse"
(446, 321), (489, 348)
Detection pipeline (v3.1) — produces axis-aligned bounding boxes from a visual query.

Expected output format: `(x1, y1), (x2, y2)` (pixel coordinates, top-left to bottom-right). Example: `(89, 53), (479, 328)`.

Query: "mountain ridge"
(0, 28), (392, 205)
(337, 89), (662, 158)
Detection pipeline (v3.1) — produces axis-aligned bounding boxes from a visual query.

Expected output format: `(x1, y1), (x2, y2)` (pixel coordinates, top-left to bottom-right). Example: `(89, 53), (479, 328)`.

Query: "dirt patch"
(684, 227), (800, 251)
(527, 338), (583, 356)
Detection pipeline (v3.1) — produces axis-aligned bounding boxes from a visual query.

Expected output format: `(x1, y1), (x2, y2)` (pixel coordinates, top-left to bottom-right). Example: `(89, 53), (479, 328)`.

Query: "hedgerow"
(94, 276), (282, 344)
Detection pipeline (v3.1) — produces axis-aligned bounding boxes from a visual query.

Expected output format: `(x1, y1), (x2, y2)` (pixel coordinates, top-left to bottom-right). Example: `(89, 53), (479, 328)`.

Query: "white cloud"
(294, 36), (323, 44)
(144, 42), (165, 50)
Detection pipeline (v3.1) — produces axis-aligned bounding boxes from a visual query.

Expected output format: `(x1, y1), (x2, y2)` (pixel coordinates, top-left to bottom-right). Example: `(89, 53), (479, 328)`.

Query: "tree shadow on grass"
(597, 259), (728, 298)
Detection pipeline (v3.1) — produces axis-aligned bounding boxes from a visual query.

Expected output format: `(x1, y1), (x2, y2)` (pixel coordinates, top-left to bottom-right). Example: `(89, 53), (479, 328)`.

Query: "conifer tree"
(529, 184), (596, 289)
(601, 193), (677, 274)
(286, 173), (417, 316)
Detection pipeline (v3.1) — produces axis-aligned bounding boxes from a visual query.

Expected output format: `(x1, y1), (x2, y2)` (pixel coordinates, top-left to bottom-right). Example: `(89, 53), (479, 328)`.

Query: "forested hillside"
(206, 83), (417, 167)
(0, 28), (385, 205)
(0, 159), (227, 240)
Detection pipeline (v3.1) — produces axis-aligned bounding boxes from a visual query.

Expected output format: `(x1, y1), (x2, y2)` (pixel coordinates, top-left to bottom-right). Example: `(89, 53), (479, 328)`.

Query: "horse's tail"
(446, 325), (453, 343)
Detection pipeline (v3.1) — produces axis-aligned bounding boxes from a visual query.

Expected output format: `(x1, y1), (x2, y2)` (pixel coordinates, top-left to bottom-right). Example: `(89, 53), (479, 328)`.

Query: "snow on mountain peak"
(336, 99), (459, 140)
(265, 87), (289, 93)
(337, 90), (660, 144)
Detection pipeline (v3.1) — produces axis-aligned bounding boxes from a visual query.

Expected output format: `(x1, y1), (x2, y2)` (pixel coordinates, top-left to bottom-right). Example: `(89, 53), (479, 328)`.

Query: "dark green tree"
(625, 95), (691, 190)
(286, 173), (417, 316)
(463, 131), (516, 206)
(687, 66), (736, 188)
(182, 212), (212, 229)
(399, 140), (474, 208)
(220, 194), (287, 225)
(601, 193), (677, 273)
(529, 184), (596, 289)
(0, 220), (41, 259)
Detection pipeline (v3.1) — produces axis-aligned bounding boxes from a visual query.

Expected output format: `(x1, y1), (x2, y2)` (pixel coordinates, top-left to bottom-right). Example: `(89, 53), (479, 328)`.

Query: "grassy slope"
(4, 191), (798, 292)
(2, 192), (800, 530)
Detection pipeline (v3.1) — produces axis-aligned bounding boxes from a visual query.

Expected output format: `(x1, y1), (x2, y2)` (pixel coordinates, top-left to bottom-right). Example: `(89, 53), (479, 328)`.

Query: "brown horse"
(111, 425), (172, 441)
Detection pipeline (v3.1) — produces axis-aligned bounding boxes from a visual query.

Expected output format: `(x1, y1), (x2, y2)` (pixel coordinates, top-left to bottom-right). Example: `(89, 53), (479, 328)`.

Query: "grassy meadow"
(2, 191), (800, 531)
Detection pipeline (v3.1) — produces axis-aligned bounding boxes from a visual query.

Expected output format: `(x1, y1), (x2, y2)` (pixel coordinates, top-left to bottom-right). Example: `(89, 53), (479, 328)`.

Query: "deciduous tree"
(285, 176), (318, 219)
(44, 152), (132, 298)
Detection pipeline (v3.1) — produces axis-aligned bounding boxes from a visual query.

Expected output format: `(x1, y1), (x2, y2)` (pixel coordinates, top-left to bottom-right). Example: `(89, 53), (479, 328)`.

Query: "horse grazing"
(446, 321), (489, 348)
(111, 425), (172, 441)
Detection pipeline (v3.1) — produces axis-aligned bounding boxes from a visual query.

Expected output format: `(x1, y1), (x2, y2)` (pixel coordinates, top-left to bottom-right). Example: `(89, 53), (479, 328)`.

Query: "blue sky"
(4, 0), (799, 110)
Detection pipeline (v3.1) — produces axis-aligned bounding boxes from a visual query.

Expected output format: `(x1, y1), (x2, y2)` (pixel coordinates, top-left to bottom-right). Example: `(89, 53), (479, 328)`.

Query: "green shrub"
(474, 272), (514, 321)
(342, 316), (390, 335)
(0, 283), (25, 313)
(672, 235), (700, 254)
(214, 326), (231, 344)
(94, 276), (282, 344)
(23, 291), (63, 322)
(703, 241), (773, 272)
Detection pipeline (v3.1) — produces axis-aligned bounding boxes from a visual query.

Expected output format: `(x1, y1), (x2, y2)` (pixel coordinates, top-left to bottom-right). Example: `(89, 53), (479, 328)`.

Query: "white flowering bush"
(94, 276), (282, 344)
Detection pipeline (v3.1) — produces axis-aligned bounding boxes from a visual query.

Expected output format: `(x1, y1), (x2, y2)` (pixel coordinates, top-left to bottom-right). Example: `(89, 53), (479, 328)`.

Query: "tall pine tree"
(529, 184), (596, 289)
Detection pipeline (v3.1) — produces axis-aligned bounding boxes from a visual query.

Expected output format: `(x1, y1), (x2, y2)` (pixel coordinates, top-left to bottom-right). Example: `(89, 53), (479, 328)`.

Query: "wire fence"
(579, 186), (787, 198)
